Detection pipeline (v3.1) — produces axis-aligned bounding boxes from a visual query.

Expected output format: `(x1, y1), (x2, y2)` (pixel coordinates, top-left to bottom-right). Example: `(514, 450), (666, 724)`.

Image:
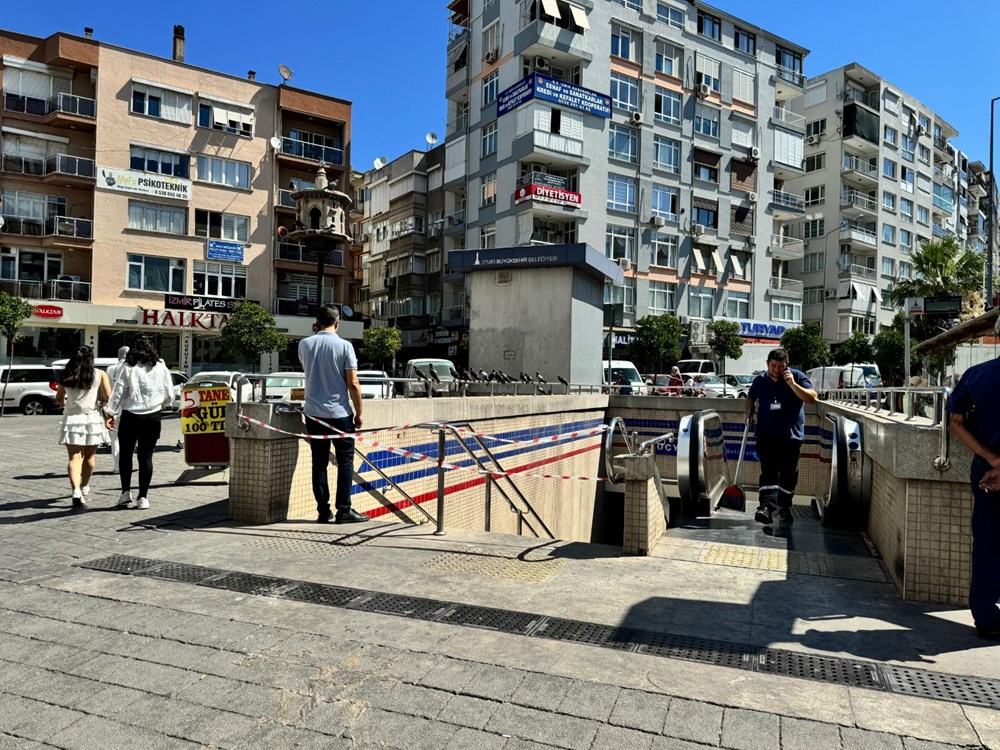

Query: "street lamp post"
(988, 96), (1000, 307)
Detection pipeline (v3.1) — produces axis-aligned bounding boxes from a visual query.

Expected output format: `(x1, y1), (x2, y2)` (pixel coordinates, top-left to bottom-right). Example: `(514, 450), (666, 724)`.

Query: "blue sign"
(735, 318), (799, 340)
(206, 240), (245, 263)
(496, 73), (612, 119)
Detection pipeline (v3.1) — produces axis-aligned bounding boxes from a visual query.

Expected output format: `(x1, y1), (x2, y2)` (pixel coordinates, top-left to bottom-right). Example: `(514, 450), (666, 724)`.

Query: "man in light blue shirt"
(298, 304), (367, 524)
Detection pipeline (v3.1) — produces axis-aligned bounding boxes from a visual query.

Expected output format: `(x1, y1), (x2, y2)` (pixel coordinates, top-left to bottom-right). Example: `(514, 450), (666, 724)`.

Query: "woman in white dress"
(56, 346), (112, 508)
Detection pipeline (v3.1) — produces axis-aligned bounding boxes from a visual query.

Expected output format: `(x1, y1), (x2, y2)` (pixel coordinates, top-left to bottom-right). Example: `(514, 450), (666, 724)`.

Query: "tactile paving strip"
(422, 551), (565, 582)
(74, 554), (1000, 709)
(699, 544), (836, 577)
(246, 536), (358, 558)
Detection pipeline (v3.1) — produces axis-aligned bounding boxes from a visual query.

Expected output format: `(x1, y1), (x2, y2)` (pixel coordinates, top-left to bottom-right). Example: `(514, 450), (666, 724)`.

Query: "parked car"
(166, 370), (190, 411)
(404, 358), (456, 397)
(675, 359), (716, 376)
(691, 374), (733, 398)
(0, 364), (61, 415)
(602, 360), (647, 395)
(177, 371), (254, 407)
(52, 356), (121, 374)
(645, 373), (683, 396)
(357, 370), (394, 400)
(722, 373), (757, 398)
(806, 365), (869, 393)
(257, 372), (305, 401)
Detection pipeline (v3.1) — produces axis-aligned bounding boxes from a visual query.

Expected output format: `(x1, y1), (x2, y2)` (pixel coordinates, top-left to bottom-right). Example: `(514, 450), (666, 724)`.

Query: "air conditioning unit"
(690, 319), (709, 344)
(651, 216), (666, 228)
(618, 257), (632, 272)
(534, 56), (550, 72)
(805, 134), (820, 146)
(677, 314), (690, 326)
(917, 124), (926, 136)
(825, 288), (837, 299)
(692, 224), (706, 237)
(748, 192), (758, 204)
(630, 111), (643, 125)
(697, 83), (711, 98)
(749, 146), (761, 161)
(485, 50), (498, 64)
(746, 236), (756, 247)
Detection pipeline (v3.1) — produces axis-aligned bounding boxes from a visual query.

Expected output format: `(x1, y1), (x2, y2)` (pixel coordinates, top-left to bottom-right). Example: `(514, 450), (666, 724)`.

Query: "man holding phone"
(744, 348), (818, 525)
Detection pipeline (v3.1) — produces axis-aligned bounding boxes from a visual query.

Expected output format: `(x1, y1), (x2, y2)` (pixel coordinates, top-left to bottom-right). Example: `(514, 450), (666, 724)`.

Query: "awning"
(915, 308), (1000, 355)
(837, 281), (851, 299)
(693, 148), (721, 166)
(568, 4), (590, 29)
(871, 285), (882, 303)
(541, 0), (562, 19)
(730, 251), (744, 277)
(710, 248), (726, 276)
(447, 40), (468, 64)
(212, 106), (228, 128)
(690, 246), (706, 273)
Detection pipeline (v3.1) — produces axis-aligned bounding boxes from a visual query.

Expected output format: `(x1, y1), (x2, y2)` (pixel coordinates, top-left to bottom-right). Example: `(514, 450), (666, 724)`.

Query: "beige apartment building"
(0, 27), (353, 371)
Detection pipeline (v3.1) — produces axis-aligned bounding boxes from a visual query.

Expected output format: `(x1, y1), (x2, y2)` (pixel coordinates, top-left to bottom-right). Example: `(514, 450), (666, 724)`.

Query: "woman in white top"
(56, 346), (112, 508)
(105, 334), (173, 510)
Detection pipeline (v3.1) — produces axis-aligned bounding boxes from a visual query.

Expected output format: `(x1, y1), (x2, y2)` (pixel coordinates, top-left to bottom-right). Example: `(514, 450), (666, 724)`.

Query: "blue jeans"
(307, 415), (356, 517)
(970, 456), (1000, 628)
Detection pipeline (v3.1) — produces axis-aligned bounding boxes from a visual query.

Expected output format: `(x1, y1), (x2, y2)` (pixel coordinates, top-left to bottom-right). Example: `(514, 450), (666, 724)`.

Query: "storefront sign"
(497, 73), (611, 118)
(32, 304), (63, 319)
(97, 166), (191, 201)
(181, 387), (231, 435)
(206, 240), (245, 263)
(516, 171), (568, 190)
(735, 319), (798, 340)
(141, 309), (230, 330)
(513, 183), (582, 208)
(165, 295), (239, 313)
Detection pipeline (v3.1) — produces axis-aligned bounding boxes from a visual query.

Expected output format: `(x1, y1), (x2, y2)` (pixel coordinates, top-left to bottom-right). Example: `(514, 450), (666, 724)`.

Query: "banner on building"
(97, 167), (191, 201)
(497, 73), (611, 118)
(513, 183), (582, 208)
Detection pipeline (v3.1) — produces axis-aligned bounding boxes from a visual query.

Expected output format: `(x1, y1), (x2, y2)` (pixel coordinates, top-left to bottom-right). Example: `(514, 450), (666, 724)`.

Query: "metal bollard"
(435, 429), (446, 535)
(484, 478), (492, 532)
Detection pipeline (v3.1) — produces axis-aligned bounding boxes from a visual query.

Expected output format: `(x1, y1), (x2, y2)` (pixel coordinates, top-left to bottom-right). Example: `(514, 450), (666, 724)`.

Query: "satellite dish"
(277, 64), (294, 82)
(373, 156), (388, 169)
(342, 305), (354, 318)
(268, 136), (281, 150)
(425, 132), (439, 146)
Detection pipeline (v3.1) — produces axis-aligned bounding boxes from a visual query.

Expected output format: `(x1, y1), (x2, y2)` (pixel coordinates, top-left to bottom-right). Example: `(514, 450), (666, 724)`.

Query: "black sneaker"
(316, 510), (333, 524)
(778, 507), (794, 524)
(754, 505), (773, 525)
(335, 509), (370, 524)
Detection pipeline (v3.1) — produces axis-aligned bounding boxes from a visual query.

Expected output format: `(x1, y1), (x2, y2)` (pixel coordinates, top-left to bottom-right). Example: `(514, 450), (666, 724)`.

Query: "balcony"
(771, 106), (805, 130)
(768, 276), (803, 299)
(768, 189), (804, 220)
(444, 209), (466, 235)
(774, 65), (804, 100)
(842, 155), (878, 186)
(840, 223), (878, 250)
(279, 137), (344, 167)
(0, 278), (91, 302)
(2, 153), (96, 187)
(513, 16), (591, 64)
(349, 267), (364, 283)
(1, 215), (93, 246)
(932, 224), (949, 239)
(932, 195), (954, 215)
(512, 128), (587, 169)
(770, 234), (804, 261)
(840, 189), (878, 215)
(933, 136), (955, 162)
(274, 241), (344, 266)
(443, 304), (467, 326)
(839, 293), (879, 316)
(839, 264), (877, 282)
(276, 189), (297, 212)
(273, 297), (318, 317)
(2, 91), (97, 128)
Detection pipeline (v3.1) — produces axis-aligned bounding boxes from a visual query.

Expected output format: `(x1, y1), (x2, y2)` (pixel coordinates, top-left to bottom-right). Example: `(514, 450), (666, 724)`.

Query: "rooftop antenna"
(425, 132), (439, 148)
(373, 156), (388, 169)
(277, 64), (294, 84)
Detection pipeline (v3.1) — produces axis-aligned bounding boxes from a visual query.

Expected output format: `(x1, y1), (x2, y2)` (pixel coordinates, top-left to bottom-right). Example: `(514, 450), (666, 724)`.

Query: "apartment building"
(785, 63), (968, 341)
(0, 26), (352, 370)
(442, 0), (809, 356)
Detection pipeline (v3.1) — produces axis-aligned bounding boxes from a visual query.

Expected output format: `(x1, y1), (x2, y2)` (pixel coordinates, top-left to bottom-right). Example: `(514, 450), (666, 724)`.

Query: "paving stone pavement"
(0, 413), (996, 749)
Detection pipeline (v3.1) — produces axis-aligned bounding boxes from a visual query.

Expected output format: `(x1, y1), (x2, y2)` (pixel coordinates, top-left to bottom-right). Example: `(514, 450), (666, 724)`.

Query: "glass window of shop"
(190, 334), (252, 375)
(98, 329), (181, 369)
(11, 326), (82, 363)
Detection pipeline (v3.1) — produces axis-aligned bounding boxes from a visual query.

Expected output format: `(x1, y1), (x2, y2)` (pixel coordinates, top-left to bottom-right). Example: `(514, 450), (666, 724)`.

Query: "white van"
(806, 365), (869, 393)
(602, 360), (647, 395)
(404, 358), (456, 397)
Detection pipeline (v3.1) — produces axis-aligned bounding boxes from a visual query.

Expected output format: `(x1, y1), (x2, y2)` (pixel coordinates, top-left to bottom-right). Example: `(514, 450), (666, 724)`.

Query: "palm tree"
(887, 236), (983, 312)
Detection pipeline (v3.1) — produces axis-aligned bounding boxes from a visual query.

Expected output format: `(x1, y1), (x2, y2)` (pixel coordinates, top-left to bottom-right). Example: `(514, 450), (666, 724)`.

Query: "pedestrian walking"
(667, 366), (684, 395)
(56, 346), (112, 508)
(947, 320), (1000, 640)
(106, 345), (129, 473)
(744, 348), (818, 525)
(105, 334), (173, 510)
(298, 303), (367, 525)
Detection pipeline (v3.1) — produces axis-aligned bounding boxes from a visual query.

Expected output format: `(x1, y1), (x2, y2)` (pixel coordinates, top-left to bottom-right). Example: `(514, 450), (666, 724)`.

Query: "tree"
(832, 330), (875, 366)
(0, 292), (35, 418)
(872, 326), (908, 385)
(627, 314), (682, 373)
(706, 320), (743, 396)
(361, 326), (402, 371)
(780, 321), (830, 371)
(887, 236), (984, 313)
(219, 300), (288, 373)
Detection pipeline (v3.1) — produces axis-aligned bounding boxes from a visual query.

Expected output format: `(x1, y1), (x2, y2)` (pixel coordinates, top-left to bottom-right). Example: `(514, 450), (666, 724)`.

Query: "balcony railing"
(932, 195), (954, 213)
(275, 241), (344, 266)
(775, 65), (804, 88)
(932, 224), (949, 238)
(525, 128), (584, 159)
(839, 264), (877, 281)
(2, 153), (96, 179)
(770, 234), (804, 253)
(0, 278), (91, 301)
(446, 210), (466, 227)
(840, 224), (877, 246)
(769, 277), (804, 294)
(772, 106), (805, 128)
(1, 215), (92, 239)
(769, 189), (804, 211)
(842, 155), (878, 180)
(281, 137), (344, 166)
(1, 91), (96, 119)
(840, 190), (877, 212)
(277, 189), (296, 208)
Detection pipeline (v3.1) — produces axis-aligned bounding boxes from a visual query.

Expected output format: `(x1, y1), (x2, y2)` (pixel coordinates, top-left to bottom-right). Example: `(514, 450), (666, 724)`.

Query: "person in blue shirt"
(298, 304), (368, 525)
(947, 319), (1000, 640)
(744, 348), (818, 525)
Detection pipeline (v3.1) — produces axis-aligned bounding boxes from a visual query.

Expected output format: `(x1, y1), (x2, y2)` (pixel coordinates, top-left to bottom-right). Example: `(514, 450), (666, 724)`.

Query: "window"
(692, 203), (717, 229)
(609, 277), (636, 314)
(881, 257), (895, 277)
(802, 252), (823, 273)
(481, 121), (497, 157)
(194, 209), (249, 242)
(806, 119), (826, 138)
(804, 153), (825, 173)
(482, 71), (499, 106)
(771, 301), (802, 323)
(900, 135), (916, 162)
(652, 135), (681, 173)
(883, 191), (896, 211)
(726, 291), (750, 318)
(127, 254), (185, 293)
(131, 81), (192, 124)
(900, 229), (913, 251)
(127, 200), (187, 235)
(692, 247), (716, 274)
(482, 21), (500, 59)
(193, 261), (246, 298)
(606, 225), (635, 261)
(611, 0), (641, 11)
(655, 41), (681, 77)
(607, 174), (636, 212)
(654, 87), (681, 124)
(697, 11), (721, 41)
(649, 280), (676, 314)
(694, 105), (719, 138)
(656, 3), (684, 28)
(730, 250), (750, 280)
(693, 151), (719, 183)
(899, 261), (912, 279)
(731, 117), (755, 148)
(882, 224), (896, 244)
(651, 184), (679, 221)
(612, 23), (639, 62)
(900, 197), (914, 221)
(883, 158), (897, 179)
(480, 223), (496, 248)
(918, 144), (931, 164)
(284, 127), (344, 165)
(196, 155), (250, 189)
(689, 288), (713, 318)
(917, 206), (929, 225)
(734, 28), (755, 55)
(916, 172), (931, 194)
(732, 70), (755, 104)
(803, 219), (825, 240)
(651, 233), (678, 267)
(900, 166), (914, 192)
(884, 125), (897, 145)
(610, 73), (639, 112)
(481, 171), (497, 207)
(803, 286), (824, 306)
(197, 100), (253, 137)
(129, 146), (189, 178)
(608, 124), (638, 163)
(696, 56), (721, 92)
(884, 90), (900, 113)
(804, 186), (825, 206)
(775, 47), (802, 77)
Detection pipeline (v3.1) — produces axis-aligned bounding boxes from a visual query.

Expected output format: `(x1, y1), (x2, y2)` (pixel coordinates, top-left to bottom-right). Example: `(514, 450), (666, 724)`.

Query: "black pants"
(117, 410), (162, 498)
(755, 436), (801, 511)
(307, 415), (356, 517)
(970, 456), (1000, 628)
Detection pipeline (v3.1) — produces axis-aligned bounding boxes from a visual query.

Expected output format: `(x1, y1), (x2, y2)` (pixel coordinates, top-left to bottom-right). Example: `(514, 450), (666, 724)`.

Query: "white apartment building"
(443, 0), (808, 355)
(786, 63), (966, 341)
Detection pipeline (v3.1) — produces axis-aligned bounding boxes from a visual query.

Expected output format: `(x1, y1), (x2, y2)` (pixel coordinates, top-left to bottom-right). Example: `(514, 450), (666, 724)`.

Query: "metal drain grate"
(437, 604), (541, 634)
(533, 618), (642, 651)
(350, 592), (450, 620)
(77, 554), (160, 575)
(757, 649), (881, 688)
(282, 581), (362, 607)
(882, 666), (1000, 708)
(142, 562), (226, 584)
(641, 631), (752, 668)
(199, 571), (295, 597)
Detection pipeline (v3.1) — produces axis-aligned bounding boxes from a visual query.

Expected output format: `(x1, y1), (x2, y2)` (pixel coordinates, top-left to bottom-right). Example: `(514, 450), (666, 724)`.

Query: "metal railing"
(932, 224), (948, 238)
(48, 92), (96, 118)
(770, 234), (804, 253)
(281, 137), (344, 166)
(2, 153), (96, 179)
(839, 264), (876, 280)
(769, 276), (804, 294)
(932, 195), (954, 212)
(775, 65), (804, 87)
(277, 189), (296, 208)
(840, 224), (877, 245)
(840, 190), (877, 212)
(604, 417), (636, 484)
(842, 155), (878, 179)
(772, 106), (805, 128)
(274, 242), (343, 265)
(769, 189), (804, 211)
(46, 216), (93, 238)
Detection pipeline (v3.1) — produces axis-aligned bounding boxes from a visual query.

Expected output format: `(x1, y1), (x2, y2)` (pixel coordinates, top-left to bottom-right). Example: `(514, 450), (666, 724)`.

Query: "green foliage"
(0, 291), (34, 357)
(872, 327), (908, 384)
(219, 300), (288, 373)
(361, 326), (402, 369)
(780, 321), (830, 371)
(706, 320), (743, 393)
(627, 314), (682, 372)
(832, 330), (875, 366)
(887, 236), (983, 310)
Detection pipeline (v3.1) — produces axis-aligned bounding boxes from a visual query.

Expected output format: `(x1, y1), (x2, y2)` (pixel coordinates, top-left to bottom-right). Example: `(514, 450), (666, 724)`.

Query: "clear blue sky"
(5, 1), (1000, 170)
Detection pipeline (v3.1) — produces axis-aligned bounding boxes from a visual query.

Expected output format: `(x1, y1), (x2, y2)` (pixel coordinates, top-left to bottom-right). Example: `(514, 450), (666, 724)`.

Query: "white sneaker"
(117, 491), (133, 507)
(136, 497), (149, 510)
(72, 489), (85, 507)
(81, 485), (91, 498)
